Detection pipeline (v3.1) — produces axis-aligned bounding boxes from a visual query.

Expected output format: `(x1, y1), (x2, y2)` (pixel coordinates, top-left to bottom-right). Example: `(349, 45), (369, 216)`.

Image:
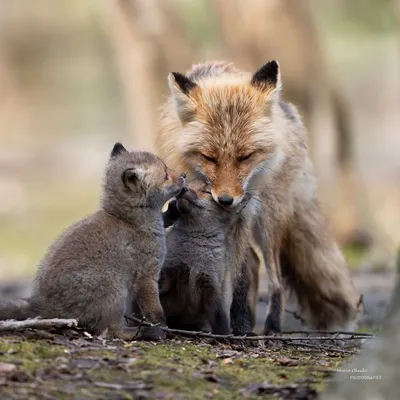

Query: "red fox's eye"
(165, 172), (169, 180)
(201, 154), (217, 163)
(238, 152), (254, 162)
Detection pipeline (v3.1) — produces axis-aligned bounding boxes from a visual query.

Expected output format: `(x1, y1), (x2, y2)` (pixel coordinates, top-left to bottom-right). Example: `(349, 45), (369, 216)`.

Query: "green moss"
(114, 342), (350, 399)
(357, 325), (381, 335)
(0, 335), (352, 399)
(0, 335), (65, 373)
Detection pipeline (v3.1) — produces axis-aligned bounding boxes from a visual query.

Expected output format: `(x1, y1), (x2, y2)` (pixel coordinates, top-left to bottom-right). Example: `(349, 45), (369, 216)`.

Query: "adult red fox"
(156, 60), (362, 333)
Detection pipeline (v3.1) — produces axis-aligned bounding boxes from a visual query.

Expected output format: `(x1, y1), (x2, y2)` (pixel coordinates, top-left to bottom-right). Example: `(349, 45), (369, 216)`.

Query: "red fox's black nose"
(218, 194), (234, 206)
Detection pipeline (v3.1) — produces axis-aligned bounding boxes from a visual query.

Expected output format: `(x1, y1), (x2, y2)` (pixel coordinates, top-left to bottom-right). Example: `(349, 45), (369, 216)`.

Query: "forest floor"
(0, 268), (389, 400)
(0, 326), (373, 400)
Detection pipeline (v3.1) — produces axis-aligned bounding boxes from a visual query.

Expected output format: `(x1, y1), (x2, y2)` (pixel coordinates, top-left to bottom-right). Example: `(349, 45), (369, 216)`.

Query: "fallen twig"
(281, 330), (377, 337)
(285, 309), (307, 325)
(124, 315), (376, 342)
(0, 318), (78, 331)
(287, 341), (357, 355)
(94, 381), (150, 391)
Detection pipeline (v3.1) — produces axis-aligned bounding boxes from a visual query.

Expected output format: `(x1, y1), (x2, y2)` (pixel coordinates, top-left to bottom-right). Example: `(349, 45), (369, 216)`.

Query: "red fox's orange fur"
(156, 60), (363, 332)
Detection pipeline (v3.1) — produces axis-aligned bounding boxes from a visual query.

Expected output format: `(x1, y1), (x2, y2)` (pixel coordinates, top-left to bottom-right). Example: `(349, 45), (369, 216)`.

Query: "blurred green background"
(0, 0), (399, 281)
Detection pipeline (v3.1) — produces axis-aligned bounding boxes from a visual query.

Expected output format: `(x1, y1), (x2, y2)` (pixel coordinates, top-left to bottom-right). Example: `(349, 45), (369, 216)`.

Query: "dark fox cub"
(0, 143), (185, 341)
(159, 179), (254, 335)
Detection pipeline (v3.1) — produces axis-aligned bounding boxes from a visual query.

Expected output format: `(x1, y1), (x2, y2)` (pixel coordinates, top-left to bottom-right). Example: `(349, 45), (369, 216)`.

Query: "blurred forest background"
(0, 0), (399, 282)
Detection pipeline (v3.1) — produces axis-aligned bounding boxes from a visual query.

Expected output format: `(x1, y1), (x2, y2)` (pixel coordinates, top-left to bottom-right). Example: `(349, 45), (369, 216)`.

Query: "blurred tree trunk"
(0, 45), (33, 151)
(103, 0), (194, 151)
(212, 0), (334, 153)
(0, 55), (29, 141)
(212, 0), (370, 245)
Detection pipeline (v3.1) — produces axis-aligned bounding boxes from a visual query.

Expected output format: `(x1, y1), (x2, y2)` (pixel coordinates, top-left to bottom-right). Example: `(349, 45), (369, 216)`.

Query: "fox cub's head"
(169, 179), (245, 228)
(168, 60), (288, 208)
(102, 143), (185, 213)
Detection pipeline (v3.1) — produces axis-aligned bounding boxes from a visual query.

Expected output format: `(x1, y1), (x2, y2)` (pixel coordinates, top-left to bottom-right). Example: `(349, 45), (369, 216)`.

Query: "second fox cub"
(159, 180), (255, 334)
(0, 143), (185, 340)
(156, 60), (363, 332)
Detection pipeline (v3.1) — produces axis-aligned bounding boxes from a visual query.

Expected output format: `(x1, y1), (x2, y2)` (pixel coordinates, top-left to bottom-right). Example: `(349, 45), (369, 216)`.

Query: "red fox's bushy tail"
(280, 201), (363, 331)
(0, 298), (37, 320)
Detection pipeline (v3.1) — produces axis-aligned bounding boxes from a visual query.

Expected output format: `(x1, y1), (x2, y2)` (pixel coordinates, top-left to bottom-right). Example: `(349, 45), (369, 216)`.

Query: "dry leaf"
(0, 363), (17, 374)
(276, 357), (299, 366)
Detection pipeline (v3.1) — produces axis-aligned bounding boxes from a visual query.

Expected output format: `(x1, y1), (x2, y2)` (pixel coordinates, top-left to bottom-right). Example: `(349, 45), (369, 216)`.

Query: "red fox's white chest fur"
(156, 60), (363, 334)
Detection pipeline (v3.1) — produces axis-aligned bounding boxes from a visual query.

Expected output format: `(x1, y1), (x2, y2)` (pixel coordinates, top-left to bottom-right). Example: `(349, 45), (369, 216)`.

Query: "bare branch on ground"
(0, 318), (78, 331)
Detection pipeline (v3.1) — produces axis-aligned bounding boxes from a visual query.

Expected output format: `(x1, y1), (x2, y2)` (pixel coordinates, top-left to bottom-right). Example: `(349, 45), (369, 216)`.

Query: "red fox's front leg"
(252, 214), (285, 334)
(262, 245), (285, 334)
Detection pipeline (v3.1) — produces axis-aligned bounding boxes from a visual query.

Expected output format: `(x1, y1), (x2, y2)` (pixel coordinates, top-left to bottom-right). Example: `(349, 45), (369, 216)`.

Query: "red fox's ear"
(251, 60), (282, 96)
(168, 72), (198, 123)
(169, 72), (197, 95)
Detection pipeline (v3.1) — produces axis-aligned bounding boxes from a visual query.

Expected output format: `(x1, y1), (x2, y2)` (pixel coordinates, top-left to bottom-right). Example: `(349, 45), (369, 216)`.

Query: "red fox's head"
(167, 61), (288, 208)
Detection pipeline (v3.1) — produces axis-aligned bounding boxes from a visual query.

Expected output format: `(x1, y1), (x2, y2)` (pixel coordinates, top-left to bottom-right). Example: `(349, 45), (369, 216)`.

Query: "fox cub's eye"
(237, 152), (254, 162)
(165, 172), (169, 181)
(201, 154), (217, 163)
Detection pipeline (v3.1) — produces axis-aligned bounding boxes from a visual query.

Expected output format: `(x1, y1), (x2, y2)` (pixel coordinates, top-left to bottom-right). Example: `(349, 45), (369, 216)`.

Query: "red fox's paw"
(136, 325), (166, 341)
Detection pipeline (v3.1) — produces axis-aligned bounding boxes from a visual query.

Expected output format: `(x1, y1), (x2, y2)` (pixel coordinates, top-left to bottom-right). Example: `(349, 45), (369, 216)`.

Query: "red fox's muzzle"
(197, 163), (247, 208)
(216, 193), (234, 206)
(212, 191), (245, 208)
(211, 174), (245, 208)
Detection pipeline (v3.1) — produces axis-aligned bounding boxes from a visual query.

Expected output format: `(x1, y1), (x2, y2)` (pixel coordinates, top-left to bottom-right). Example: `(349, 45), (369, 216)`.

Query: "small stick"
(281, 330), (377, 337)
(285, 309), (306, 325)
(286, 342), (356, 355)
(0, 318), (78, 331)
(124, 315), (375, 341)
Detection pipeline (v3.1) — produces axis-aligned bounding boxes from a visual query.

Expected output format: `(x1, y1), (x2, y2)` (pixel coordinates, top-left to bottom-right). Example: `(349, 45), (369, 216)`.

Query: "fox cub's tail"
(0, 299), (37, 320)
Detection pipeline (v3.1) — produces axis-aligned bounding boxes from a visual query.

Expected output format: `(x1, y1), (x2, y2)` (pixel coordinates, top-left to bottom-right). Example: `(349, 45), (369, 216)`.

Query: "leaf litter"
(0, 327), (363, 399)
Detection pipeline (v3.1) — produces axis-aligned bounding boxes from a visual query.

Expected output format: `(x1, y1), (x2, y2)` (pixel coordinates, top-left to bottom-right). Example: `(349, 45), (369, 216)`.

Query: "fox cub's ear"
(251, 60), (282, 96)
(168, 72), (198, 123)
(122, 168), (146, 188)
(111, 142), (128, 158)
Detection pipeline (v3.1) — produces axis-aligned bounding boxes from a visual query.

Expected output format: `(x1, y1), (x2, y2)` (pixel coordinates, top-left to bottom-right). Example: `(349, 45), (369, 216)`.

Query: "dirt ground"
(0, 270), (390, 399)
(0, 326), (369, 400)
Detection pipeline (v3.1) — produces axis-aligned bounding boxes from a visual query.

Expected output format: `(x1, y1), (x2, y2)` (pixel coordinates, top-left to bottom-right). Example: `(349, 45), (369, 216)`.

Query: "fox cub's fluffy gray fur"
(0, 143), (185, 340)
(159, 180), (250, 334)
